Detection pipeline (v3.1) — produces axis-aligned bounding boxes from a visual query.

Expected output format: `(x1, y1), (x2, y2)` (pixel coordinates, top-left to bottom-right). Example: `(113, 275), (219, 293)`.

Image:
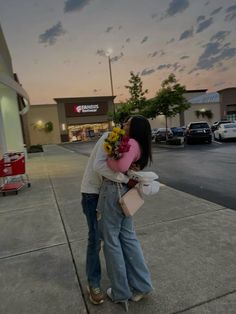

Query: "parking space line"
(213, 140), (222, 145)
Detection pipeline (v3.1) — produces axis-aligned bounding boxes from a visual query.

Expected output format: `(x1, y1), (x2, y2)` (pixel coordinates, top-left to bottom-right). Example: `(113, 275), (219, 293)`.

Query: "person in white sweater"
(81, 132), (130, 305)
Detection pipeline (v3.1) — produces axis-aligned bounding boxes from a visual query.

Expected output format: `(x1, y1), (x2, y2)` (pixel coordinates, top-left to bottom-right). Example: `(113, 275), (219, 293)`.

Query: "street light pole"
(107, 54), (115, 118)
(108, 55), (114, 97)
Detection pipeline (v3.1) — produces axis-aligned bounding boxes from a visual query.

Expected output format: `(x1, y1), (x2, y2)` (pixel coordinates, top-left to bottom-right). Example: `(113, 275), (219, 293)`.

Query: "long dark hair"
(128, 115), (152, 169)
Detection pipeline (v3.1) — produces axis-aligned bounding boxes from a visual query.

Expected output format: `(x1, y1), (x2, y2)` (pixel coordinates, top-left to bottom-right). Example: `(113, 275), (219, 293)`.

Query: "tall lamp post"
(108, 55), (114, 97)
(106, 49), (115, 118)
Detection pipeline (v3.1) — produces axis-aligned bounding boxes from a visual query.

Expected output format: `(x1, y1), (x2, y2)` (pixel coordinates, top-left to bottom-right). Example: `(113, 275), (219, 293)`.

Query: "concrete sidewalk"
(0, 145), (235, 314)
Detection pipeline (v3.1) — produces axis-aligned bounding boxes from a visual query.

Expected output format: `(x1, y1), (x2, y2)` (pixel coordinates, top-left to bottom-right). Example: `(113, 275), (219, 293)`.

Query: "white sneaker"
(130, 292), (149, 302)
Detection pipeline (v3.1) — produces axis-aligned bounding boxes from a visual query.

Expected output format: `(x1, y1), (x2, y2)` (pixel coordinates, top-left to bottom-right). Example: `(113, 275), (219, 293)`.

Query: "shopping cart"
(0, 152), (31, 196)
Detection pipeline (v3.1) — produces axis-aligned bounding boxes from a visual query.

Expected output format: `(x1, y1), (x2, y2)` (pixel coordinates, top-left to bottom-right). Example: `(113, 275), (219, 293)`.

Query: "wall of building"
(149, 115), (180, 129)
(184, 102), (220, 125)
(0, 25), (13, 75)
(0, 24), (26, 155)
(218, 88), (236, 120)
(0, 87), (24, 152)
(27, 104), (60, 145)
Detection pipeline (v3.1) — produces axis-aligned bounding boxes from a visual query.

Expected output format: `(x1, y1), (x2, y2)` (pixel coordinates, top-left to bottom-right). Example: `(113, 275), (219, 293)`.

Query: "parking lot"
(152, 140), (236, 210)
(62, 138), (236, 210)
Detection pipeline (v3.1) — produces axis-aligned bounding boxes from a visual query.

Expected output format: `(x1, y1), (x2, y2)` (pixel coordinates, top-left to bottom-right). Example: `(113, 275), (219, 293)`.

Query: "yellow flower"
(103, 142), (113, 154)
(120, 129), (125, 135)
(108, 132), (119, 142)
(112, 127), (121, 134)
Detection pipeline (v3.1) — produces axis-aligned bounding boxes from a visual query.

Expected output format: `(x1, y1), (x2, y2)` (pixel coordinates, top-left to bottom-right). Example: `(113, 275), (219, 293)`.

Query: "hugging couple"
(81, 115), (156, 312)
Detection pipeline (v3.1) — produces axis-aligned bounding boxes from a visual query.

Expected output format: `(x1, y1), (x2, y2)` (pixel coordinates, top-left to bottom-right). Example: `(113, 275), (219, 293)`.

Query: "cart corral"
(0, 152), (31, 196)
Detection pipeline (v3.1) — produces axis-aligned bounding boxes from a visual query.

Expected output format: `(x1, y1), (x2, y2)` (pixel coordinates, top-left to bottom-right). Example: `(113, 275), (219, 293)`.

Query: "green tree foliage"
(143, 73), (190, 140)
(44, 121), (54, 133)
(113, 72), (149, 124)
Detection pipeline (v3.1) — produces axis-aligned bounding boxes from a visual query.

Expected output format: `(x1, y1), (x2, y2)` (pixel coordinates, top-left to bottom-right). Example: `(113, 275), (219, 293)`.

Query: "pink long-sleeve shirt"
(107, 138), (141, 173)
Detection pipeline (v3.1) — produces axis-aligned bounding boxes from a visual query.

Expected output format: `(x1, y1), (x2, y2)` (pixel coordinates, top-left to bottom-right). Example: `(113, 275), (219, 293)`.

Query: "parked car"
(151, 128), (159, 140)
(171, 127), (184, 137)
(214, 122), (236, 141)
(211, 120), (232, 132)
(154, 128), (173, 142)
(185, 121), (212, 144)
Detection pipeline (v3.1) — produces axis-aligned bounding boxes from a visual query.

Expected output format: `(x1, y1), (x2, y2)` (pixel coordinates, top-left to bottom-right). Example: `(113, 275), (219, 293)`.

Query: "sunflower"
(103, 142), (113, 155)
(108, 132), (119, 142)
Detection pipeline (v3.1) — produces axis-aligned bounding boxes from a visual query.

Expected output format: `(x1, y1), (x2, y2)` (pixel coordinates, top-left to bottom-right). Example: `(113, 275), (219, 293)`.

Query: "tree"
(143, 73), (191, 140)
(112, 72), (149, 124)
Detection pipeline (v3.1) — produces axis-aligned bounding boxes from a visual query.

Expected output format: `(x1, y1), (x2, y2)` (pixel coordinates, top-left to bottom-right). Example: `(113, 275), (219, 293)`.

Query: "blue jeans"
(97, 180), (153, 301)
(81, 193), (101, 288)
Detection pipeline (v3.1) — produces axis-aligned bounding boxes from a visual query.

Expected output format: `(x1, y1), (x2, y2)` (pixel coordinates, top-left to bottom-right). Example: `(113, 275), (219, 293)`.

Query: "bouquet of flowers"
(103, 127), (130, 159)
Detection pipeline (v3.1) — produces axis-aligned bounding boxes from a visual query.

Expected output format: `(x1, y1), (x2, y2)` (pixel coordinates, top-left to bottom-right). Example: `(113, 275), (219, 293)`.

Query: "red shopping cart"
(0, 152), (31, 196)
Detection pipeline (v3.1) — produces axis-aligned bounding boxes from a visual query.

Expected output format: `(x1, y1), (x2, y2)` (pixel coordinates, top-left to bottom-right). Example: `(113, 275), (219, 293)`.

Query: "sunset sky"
(0, 0), (236, 104)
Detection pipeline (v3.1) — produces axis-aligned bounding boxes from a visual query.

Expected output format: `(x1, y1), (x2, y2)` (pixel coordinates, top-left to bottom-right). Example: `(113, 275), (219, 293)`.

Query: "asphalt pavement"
(0, 144), (235, 314)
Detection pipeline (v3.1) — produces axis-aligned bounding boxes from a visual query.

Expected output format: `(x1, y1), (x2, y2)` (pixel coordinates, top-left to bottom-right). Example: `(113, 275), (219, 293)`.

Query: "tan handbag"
(118, 183), (144, 217)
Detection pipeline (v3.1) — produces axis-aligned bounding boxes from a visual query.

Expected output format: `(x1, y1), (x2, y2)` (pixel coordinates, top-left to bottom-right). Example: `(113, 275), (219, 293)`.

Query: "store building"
(0, 24), (30, 156)
(55, 96), (115, 142)
(218, 88), (236, 121)
(27, 88), (236, 145)
(27, 96), (115, 145)
(149, 88), (236, 129)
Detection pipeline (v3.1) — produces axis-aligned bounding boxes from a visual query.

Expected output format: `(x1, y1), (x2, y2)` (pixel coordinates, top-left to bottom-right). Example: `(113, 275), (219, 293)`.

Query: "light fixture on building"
(61, 123), (66, 131)
(35, 120), (44, 130)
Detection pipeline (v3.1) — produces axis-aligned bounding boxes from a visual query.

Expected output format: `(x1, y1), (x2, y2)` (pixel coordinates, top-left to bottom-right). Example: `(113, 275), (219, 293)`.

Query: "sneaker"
(107, 288), (129, 312)
(130, 292), (149, 302)
(87, 286), (106, 305)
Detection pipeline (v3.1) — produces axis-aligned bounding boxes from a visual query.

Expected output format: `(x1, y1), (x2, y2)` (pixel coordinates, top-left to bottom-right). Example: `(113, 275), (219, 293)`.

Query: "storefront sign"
(74, 104), (99, 113)
(65, 102), (108, 117)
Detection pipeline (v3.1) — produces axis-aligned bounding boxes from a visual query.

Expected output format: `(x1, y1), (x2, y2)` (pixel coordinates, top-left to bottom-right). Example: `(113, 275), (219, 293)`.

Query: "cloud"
(156, 62), (184, 72)
(179, 27), (193, 40)
(166, 38), (175, 44)
(194, 41), (236, 71)
(225, 5), (236, 21)
(180, 55), (189, 59)
(151, 13), (158, 19)
(118, 25), (122, 30)
(178, 66), (186, 72)
(111, 52), (124, 63)
(157, 64), (172, 70)
(64, 0), (92, 13)
(196, 15), (205, 23)
(210, 31), (231, 43)
(160, 50), (166, 56)
(141, 36), (148, 44)
(172, 62), (181, 71)
(204, 1), (210, 6)
(141, 68), (156, 76)
(166, 0), (189, 17)
(106, 26), (113, 33)
(210, 7), (222, 16)
(196, 17), (213, 33)
(150, 51), (158, 57)
(39, 22), (66, 45)
(96, 49), (106, 57)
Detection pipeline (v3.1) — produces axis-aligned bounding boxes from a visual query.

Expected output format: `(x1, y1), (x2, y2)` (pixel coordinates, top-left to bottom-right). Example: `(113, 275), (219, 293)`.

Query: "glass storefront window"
(68, 123), (109, 142)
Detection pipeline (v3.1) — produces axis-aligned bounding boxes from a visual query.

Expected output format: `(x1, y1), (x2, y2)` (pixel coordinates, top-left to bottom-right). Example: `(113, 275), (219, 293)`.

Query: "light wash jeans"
(97, 180), (153, 301)
(81, 193), (101, 288)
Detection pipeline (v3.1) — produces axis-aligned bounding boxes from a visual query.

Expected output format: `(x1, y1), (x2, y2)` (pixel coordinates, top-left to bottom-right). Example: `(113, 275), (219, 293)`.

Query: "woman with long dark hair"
(97, 115), (153, 312)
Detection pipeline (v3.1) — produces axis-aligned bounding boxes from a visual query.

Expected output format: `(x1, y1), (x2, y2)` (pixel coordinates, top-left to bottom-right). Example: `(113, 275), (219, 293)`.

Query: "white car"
(214, 122), (236, 141)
